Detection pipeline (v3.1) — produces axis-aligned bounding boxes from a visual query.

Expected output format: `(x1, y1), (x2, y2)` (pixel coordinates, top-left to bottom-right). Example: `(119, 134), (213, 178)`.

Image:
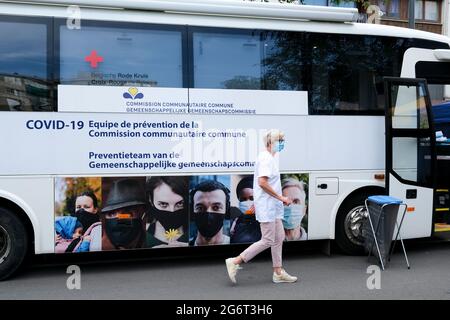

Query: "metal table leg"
(388, 204), (410, 269)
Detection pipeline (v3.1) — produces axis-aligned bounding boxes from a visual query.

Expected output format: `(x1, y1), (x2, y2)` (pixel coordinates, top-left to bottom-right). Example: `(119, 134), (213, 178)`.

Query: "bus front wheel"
(0, 207), (28, 281)
(335, 193), (369, 255)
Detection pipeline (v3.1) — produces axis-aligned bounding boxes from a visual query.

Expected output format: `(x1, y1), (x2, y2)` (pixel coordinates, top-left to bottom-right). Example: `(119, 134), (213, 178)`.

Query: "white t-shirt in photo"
(253, 150), (283, 222)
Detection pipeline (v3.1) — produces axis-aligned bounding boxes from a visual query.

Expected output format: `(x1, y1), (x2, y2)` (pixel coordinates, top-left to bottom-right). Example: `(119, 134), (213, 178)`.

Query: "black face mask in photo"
(105, 218), (143, 248)
(194, 212), (225, 238)
(151, 207), (186, 231)
(72, 208), (99, 230)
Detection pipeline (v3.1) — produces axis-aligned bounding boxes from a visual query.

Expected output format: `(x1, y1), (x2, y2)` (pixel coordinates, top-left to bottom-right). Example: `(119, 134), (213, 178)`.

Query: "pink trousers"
(240, 219), (284, 268)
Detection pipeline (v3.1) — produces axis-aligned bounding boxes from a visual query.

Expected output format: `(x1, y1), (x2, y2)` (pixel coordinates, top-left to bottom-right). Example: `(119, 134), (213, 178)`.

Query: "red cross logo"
(85, 50), (104, 68)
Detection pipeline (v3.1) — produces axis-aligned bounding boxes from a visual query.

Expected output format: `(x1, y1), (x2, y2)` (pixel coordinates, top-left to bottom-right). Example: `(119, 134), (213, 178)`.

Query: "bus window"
(415, 61), (450, 135)
(59, 22), (184, 88)
(389, 82), (432, 186)
(416, 61), (450, 85)
(415, 61), (450, 105)
(192, 29), (263, 89)
(307, 34), (404, 115)
(0, 17), (53, 111)
(262, 31), (306, 91)
(428, 84), (446, 105)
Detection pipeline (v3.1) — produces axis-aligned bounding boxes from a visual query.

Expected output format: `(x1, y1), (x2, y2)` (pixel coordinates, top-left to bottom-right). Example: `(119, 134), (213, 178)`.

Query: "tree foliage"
(328, 0), (372, 12)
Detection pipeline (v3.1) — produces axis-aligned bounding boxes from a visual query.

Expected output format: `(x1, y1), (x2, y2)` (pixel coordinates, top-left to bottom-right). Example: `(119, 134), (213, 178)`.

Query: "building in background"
(303, 0), (446, 34)
(372, 0), (447, 34)
(246, 0), (448, 35)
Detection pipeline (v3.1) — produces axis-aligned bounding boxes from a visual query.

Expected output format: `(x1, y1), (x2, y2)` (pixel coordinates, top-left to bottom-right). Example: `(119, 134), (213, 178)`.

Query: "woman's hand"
(280, 196), (292, 206)
(259, 177), (292, 206)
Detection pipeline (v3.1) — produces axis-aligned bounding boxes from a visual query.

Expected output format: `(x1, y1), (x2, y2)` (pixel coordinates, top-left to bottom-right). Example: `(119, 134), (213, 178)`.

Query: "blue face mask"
(239, 201), (254, 214)
(272, 141), (285, 153)
(282, 204), (305, 230)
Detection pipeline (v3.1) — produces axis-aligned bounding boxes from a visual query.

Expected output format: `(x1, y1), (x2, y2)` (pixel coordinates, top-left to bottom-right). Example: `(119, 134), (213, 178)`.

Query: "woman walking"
(225, 129), (298, 284)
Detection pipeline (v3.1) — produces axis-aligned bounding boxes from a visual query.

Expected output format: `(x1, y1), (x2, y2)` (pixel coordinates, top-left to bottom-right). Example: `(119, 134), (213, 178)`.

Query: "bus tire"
(335, 192), (370, 255)
(0, 207), (29, 281)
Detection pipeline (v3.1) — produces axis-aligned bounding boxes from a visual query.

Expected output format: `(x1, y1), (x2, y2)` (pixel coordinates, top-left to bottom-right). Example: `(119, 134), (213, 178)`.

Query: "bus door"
(414, 59), (450, 236)
(384, 77), (437, 239)
(431, 100), (450, 235)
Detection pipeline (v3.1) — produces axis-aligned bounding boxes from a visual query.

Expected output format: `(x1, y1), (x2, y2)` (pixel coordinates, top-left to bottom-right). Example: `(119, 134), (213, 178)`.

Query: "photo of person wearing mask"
(281, 177), (308, 241)
(55, 216), (93, 253)
(72, 191), (102, 251)
(230, 176), (262, 244)
(101, 178), (147, 251)
(54, 190), (102, 253)
(191, 180), (231, 246)
(146, 176), (189, 248)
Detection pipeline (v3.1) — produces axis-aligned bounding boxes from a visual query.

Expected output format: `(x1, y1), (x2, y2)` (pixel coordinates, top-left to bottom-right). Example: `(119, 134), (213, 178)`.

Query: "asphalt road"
(1, 239), (450, 300)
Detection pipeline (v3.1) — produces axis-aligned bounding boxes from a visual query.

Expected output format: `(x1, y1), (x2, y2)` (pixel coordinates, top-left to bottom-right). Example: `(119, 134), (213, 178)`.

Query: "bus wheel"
(0, 207), (28, 281)
(335, 193), (369, 255)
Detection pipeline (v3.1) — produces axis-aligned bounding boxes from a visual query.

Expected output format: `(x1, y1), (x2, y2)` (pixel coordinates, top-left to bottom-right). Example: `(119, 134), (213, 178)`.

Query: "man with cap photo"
(101, 178), (148, 251)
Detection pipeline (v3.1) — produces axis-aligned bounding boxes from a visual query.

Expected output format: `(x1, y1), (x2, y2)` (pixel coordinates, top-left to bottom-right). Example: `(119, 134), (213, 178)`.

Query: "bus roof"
(1, 0), (449, 45)
(9, 0), (359, 22)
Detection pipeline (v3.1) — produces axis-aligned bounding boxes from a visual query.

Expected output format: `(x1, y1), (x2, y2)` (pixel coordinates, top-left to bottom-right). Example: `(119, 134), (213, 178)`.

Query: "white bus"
(0, 0), (449, 280)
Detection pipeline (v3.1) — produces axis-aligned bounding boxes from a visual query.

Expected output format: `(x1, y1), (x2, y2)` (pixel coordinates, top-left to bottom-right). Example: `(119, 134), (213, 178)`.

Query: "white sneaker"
(225, 258), (241, 284)
(273, 269), (298, 283)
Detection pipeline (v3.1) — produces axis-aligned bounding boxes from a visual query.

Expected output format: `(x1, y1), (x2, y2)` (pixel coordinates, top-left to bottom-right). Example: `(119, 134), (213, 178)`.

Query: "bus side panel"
(306, 116), (385, 171)
(0, 177), (54, 254)
(308, 171), (384, 240)
(389, 173), (434, 239)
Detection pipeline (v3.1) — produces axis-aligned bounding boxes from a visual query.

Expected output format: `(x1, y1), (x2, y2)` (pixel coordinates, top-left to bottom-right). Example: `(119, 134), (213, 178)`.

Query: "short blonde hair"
(263, 129), (285, 147)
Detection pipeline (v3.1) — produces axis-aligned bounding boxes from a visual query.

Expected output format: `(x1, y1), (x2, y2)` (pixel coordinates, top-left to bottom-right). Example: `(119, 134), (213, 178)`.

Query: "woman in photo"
(55, 190), (102, 252)
(146, 176), (189, 248)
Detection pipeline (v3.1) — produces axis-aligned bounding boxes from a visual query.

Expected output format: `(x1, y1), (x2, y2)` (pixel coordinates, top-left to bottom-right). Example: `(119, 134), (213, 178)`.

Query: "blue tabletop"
(367, 195), (403, 205)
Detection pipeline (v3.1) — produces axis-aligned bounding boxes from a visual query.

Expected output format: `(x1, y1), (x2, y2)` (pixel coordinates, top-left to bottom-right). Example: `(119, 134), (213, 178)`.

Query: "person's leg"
(271, 219), (298, 283)
(271, 219), (285, 275)
(233, 221), (275, 264)
(226, 221), (275, 283)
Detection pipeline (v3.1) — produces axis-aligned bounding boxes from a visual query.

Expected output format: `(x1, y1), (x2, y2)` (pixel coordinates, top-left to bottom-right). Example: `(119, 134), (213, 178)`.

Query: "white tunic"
(253, 150), (283, 222)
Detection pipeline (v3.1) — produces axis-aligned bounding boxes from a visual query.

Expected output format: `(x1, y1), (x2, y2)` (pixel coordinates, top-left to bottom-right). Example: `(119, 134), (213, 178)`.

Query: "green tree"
(329, 0), (371, 13)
